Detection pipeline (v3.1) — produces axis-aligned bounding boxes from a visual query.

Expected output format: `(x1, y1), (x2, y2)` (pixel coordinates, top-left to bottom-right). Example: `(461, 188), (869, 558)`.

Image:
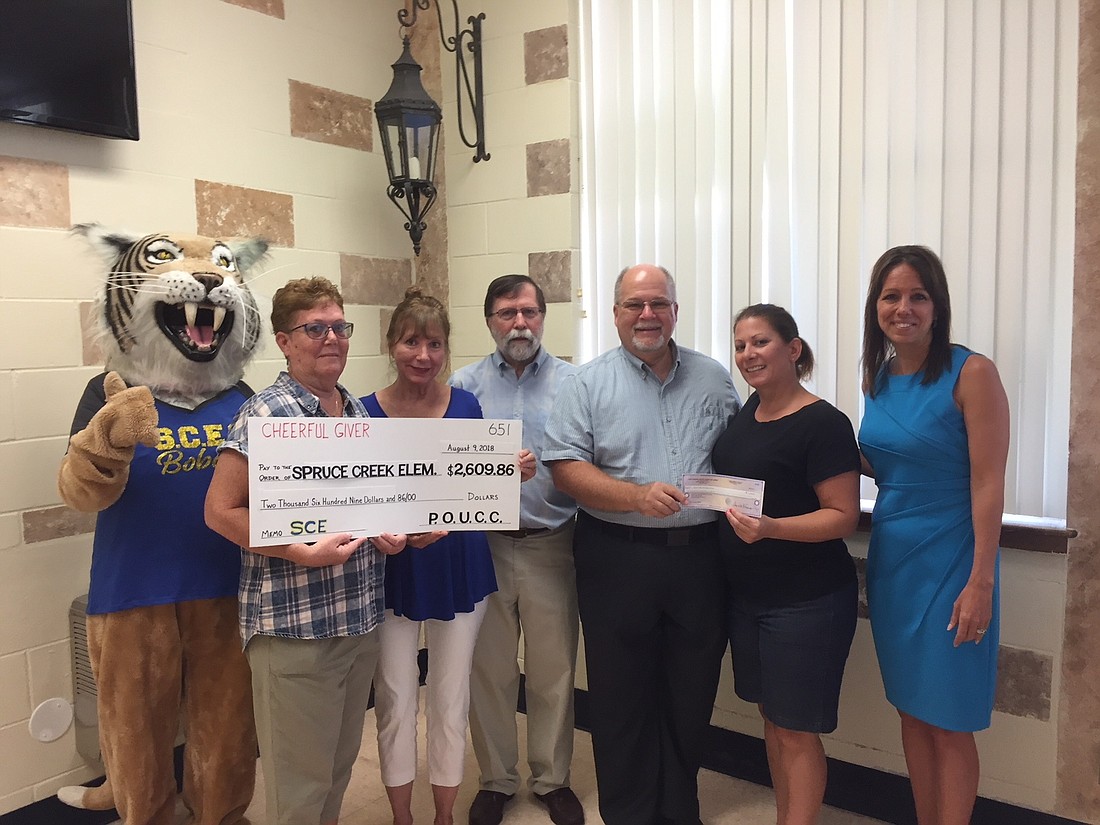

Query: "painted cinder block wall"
(0, 0), (418, 810)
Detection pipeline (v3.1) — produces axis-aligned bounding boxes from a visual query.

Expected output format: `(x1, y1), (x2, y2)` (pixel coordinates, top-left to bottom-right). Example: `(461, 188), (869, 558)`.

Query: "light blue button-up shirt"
(450, 347), (579, 530)
(542, 342), (741, 529)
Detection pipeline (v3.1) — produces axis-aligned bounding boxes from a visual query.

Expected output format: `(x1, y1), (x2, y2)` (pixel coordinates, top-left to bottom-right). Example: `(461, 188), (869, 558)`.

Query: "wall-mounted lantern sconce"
(375, 0), (489, 255)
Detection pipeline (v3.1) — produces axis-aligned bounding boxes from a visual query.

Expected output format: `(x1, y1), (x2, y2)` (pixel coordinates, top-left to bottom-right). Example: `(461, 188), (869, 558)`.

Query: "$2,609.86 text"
(446, 462), (516, 478)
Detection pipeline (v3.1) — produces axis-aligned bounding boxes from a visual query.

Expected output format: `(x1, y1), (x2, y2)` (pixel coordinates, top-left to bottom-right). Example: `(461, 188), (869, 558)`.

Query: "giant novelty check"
(247, 417), (522, 547)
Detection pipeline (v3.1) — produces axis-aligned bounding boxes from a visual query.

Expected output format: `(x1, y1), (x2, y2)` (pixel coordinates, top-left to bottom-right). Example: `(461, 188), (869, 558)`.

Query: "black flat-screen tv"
(0, 0), (139, 140)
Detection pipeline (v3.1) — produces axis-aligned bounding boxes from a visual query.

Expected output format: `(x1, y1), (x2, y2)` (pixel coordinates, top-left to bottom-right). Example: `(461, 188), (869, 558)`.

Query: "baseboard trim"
(0, 778), (115, 825)
(3, 676), (1083, 825)
(0, 746), (188, 825)
(569, 684), (1084, 825)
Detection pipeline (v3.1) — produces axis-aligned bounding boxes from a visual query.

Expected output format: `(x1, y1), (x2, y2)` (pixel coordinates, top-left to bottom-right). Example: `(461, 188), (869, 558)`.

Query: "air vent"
(69, 594), (102, 766)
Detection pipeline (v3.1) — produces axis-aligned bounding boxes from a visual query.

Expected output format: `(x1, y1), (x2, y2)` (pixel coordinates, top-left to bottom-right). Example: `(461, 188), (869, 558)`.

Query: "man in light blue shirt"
(451, 275), (584, 825)
(542, 264), (740, 825)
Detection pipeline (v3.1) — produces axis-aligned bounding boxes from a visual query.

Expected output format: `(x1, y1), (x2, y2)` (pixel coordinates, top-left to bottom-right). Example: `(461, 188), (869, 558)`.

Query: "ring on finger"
(976, 627), (987, 635)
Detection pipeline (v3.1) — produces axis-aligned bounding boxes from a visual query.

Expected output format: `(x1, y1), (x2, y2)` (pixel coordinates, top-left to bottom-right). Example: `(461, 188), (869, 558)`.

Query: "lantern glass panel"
(381, 122), (404, 179)
(405, 116), (436, 182)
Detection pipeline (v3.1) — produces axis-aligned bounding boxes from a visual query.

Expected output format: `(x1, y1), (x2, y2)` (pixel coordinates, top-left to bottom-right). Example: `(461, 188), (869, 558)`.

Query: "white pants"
(375, 602), (487, 787)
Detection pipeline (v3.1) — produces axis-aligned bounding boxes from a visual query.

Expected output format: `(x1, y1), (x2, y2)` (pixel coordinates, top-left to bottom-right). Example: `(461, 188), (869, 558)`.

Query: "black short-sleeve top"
(710, 393), (860, 602)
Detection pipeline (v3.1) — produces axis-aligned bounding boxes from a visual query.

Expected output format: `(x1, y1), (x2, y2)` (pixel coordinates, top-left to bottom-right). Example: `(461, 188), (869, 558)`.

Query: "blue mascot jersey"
(69, 375), (252, 615)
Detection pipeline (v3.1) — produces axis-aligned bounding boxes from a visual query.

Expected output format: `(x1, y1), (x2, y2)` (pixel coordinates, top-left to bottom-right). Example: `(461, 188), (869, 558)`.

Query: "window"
(578, 0), (1075, 522)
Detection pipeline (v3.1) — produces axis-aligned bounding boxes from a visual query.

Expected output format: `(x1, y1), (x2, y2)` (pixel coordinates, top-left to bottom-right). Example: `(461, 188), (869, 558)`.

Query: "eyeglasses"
(287, 322), (355, 339)
(617, 299), (674, 314)
(488, 307), (543, 322)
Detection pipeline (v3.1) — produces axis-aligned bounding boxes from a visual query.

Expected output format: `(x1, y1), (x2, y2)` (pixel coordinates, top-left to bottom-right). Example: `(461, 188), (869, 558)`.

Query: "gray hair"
(613, 264), (676, 303)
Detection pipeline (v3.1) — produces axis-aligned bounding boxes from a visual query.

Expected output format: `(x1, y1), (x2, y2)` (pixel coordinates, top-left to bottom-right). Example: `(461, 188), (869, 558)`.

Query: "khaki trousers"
(247, 631), (380, 825)
(469, 522), (579, 795)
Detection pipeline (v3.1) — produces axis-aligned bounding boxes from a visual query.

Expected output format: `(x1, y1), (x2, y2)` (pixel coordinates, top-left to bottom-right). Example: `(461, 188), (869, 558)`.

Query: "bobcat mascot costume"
(56, 224), (266, 825)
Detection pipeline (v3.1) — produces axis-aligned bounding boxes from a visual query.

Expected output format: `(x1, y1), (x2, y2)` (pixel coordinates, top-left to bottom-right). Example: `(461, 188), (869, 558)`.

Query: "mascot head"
(74, 223), (268, 406)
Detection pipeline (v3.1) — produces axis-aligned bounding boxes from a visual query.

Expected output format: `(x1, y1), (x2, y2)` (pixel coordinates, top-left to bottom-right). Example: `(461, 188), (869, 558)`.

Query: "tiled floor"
(232, 690), (889, 825)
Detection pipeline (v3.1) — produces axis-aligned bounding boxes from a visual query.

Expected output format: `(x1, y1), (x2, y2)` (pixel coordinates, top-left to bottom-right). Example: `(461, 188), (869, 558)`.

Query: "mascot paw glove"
(58, 371), (159, 512)
(100, 372), (159, 449)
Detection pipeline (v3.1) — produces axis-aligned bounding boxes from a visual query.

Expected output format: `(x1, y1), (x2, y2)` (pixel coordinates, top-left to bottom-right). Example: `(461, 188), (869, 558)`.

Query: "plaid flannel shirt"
(220, 371), (385, 648)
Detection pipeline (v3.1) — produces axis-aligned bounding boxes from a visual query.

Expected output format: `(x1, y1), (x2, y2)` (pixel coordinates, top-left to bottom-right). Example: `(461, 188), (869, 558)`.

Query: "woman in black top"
(710, 304), (860, 825)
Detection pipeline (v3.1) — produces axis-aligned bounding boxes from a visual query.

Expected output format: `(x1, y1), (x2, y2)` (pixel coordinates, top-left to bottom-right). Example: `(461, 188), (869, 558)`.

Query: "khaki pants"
(247, 631), (380, 825)
(469, 522), (580, 795)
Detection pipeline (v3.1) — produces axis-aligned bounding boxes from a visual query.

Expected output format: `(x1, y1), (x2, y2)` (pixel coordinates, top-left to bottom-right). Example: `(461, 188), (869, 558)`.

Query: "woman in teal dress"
(858, 245), (1009, 825)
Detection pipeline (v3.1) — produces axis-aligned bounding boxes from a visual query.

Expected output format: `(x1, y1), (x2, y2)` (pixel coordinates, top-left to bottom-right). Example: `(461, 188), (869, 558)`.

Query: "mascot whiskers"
(57, 224), (265, 825)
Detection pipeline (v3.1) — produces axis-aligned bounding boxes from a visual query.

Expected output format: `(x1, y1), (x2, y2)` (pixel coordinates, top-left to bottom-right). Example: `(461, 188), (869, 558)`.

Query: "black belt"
(579, 510), (716, 547)
(493, 527), (552, 539)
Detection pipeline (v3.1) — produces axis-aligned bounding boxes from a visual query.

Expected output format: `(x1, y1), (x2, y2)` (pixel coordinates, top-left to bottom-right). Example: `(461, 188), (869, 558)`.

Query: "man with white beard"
(450, 275), (583, 825)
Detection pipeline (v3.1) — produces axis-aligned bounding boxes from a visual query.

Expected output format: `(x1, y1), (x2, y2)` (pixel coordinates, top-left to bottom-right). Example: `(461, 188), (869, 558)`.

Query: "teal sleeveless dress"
(858, 345), (999, 732)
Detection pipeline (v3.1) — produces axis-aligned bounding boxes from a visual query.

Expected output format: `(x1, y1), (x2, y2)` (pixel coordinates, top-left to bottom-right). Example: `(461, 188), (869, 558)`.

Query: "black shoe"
(534, 787), (585, 825)
(468, 790), (514, 825)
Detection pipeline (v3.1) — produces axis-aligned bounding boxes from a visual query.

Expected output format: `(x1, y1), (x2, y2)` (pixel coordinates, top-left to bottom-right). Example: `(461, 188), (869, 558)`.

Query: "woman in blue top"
(858, 246), (1010, 825)
(364, 287), (534, 825)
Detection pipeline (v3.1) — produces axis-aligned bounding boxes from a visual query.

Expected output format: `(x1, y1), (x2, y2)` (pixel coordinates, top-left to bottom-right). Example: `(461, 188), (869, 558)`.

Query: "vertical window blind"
(578, 0), (1076, 522)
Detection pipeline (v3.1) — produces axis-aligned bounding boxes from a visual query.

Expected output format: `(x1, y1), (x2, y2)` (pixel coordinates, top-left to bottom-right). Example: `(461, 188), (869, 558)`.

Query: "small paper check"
(682, 473), (764, 517)
(246, 417), (522, 546)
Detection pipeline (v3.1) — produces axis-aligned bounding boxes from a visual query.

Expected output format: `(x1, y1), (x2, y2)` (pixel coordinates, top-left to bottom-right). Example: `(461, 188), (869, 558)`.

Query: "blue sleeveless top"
(360, 387), (497, 620)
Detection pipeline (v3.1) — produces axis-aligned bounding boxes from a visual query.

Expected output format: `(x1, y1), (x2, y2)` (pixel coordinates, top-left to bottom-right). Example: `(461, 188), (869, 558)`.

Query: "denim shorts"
(728, 578), (858, 733)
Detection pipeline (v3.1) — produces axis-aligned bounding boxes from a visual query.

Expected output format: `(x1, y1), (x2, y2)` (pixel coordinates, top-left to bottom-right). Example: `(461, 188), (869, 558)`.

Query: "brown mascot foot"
(57, 777), (115, 811)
